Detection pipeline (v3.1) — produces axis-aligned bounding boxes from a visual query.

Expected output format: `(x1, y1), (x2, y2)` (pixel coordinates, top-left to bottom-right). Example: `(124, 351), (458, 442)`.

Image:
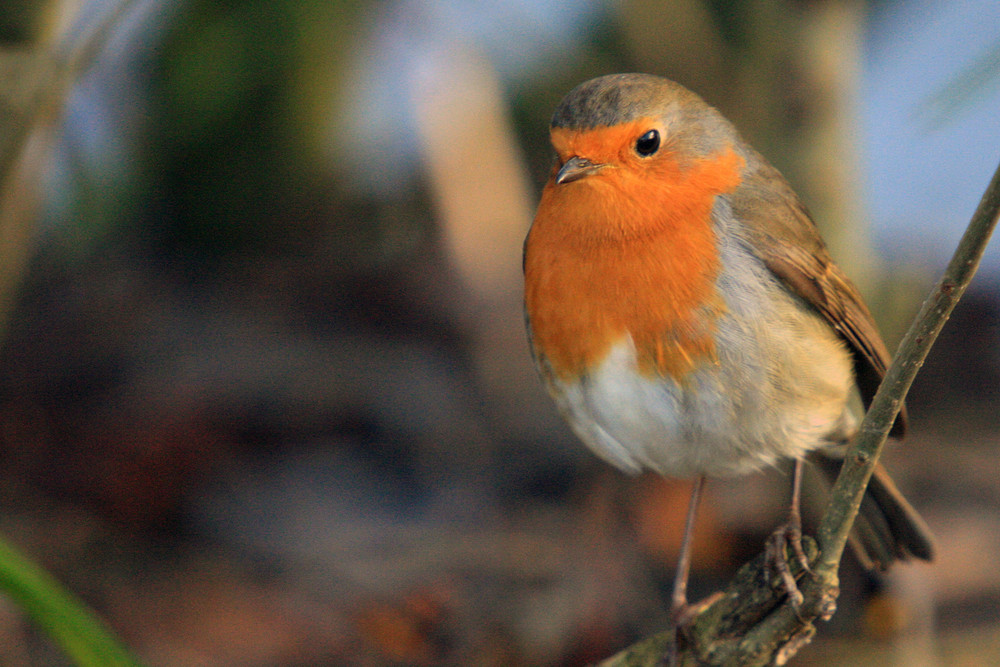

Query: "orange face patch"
(524, 122), (744, 381)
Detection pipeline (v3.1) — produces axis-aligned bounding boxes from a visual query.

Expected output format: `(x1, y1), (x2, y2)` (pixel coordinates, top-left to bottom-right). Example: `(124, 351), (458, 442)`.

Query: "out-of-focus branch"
(0, 0), (139, 342)
(0, 3), (145, 665)
(814, 157), (1000, 572)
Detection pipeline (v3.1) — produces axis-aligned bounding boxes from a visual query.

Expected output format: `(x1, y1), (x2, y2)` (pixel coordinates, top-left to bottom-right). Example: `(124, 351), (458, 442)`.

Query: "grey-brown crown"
(550, 73), (702, 129)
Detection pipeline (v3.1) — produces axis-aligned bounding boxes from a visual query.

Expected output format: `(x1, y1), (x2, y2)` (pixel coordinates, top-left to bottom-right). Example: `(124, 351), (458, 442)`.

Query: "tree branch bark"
(598, 158), (1000, 666)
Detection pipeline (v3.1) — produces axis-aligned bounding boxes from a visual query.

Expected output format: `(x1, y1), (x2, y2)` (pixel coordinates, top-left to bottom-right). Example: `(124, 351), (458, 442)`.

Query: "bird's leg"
(766, 458), (811, 608)
(663, 475), (710, 666)
(670, 475), (705, 623)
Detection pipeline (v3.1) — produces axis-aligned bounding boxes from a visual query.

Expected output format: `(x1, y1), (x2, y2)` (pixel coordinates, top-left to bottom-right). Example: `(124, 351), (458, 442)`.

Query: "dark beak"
(555, 156), (604, 184)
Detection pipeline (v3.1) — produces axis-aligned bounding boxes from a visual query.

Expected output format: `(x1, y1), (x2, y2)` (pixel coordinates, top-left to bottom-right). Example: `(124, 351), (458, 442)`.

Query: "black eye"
(635, 129), (660, 156)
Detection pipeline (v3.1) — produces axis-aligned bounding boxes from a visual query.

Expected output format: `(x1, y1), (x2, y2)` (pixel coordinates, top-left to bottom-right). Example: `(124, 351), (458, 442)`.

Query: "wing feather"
(727, 155), (905, 436)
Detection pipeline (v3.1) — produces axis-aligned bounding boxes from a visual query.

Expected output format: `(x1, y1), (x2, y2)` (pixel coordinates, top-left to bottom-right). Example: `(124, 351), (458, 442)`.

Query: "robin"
(523, 73), (934, 628)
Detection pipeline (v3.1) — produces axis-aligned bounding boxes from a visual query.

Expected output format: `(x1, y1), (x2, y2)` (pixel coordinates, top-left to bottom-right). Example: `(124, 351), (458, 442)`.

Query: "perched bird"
(523, 73), (934, 627)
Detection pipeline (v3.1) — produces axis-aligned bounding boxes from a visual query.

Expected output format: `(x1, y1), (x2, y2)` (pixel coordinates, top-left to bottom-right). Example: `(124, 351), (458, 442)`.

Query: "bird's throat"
(524, 147), (744, 381)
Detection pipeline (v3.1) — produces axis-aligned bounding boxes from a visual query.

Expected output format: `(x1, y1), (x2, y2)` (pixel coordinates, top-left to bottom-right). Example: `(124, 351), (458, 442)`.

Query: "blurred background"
(1, 0), (999, 664)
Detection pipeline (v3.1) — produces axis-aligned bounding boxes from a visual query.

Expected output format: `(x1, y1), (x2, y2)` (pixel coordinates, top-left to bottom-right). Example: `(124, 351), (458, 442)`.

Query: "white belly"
(543, 253), (857, 479)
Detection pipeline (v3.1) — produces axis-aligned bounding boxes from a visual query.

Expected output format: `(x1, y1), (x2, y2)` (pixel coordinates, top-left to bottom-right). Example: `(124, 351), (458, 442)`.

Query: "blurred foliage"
(136, 0), (370, 263)
(0, 3), (153, 664)
(0, 537), (143, 666)
(0, 0), (997, 664)
(26, 0), (864, 276)
(0, 0), (55, 44)
(704, 0), (753, 50)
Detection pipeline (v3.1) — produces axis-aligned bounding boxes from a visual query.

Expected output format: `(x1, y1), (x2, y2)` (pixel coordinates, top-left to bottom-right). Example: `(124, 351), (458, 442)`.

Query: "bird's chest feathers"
(525, 145), (743, 382)
(526, 208), (725, 382)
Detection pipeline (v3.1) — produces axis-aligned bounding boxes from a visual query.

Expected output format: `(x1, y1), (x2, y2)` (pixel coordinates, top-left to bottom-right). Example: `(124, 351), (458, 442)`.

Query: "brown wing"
(728, 154), (906, 437)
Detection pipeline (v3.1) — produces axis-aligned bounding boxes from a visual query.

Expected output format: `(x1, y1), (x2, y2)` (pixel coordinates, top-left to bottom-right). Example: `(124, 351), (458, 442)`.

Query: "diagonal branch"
(814, 157), (1000, 572)
(599, 158), (1000, 666)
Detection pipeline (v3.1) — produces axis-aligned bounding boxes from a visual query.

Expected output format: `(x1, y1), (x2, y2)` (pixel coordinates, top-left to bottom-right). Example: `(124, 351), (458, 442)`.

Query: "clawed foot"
(662, 592), (724, 666)
(766, 521), (812, 609)
(671, 591), (723, 628)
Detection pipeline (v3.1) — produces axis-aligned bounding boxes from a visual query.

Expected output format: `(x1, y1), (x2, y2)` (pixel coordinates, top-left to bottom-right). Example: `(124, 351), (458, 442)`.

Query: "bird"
(522, 73), (934, 632)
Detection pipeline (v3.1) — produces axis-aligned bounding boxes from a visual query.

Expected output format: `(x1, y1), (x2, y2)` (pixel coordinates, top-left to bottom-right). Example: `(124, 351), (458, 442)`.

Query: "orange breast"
(524, 139), (743, 381)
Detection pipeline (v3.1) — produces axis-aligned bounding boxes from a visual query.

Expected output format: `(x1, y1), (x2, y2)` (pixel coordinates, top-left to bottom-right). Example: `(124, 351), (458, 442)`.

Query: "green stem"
(816, 157), (1000, 573)
(0, 535), (142, 666)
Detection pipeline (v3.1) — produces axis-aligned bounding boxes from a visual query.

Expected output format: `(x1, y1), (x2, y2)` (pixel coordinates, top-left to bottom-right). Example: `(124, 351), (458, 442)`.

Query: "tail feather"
(815, 456), (935, 570)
